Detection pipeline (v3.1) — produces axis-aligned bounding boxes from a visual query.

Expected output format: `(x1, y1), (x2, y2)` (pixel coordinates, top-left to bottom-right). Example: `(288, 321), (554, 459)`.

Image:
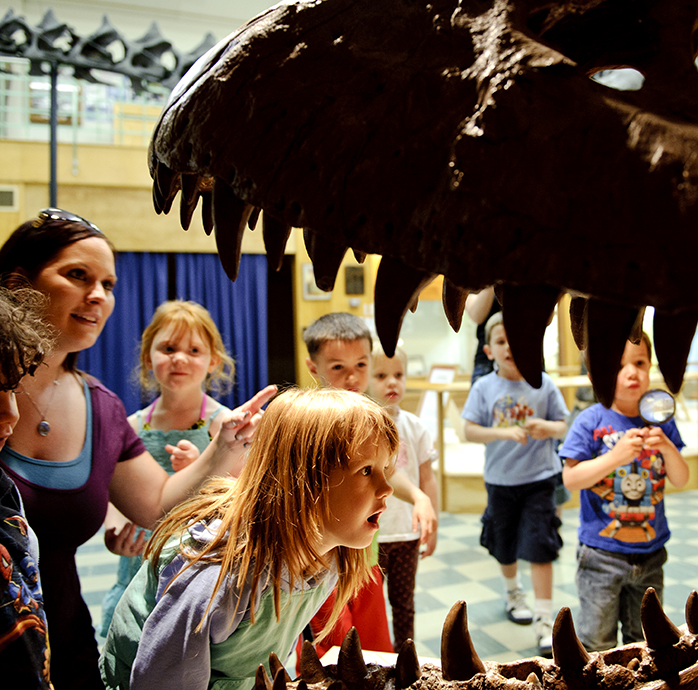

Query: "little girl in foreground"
(100, 388), (399, 690)
(101, 300), (233, 634)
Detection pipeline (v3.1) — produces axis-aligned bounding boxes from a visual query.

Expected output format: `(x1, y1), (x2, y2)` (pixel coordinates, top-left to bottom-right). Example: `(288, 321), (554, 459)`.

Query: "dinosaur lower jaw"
(257, 589), (698, 690)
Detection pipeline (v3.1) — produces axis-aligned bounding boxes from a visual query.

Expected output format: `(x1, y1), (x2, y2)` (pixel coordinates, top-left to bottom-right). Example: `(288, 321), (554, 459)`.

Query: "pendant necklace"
(21, 379), (60, 436)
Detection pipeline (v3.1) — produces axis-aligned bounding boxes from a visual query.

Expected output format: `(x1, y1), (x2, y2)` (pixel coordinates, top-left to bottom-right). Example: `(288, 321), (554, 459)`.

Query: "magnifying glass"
(638, 389), (676, 426)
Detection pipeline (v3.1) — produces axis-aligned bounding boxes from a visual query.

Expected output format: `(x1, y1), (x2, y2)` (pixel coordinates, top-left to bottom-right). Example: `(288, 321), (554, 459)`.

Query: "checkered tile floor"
(76, 490), (698, 665)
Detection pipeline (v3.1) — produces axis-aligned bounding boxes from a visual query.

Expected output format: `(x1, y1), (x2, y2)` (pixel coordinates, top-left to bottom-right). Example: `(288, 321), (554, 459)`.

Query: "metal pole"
(49, 61), (58, 207)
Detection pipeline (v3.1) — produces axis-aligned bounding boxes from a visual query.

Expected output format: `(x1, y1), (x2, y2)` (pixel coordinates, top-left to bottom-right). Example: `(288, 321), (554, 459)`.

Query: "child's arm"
(110, 386), (277, 530)
(418, 461), (439, 557)
(103, 503), (147, 557)
(562, 427), (647, 491)
(465, 286), (495, 324)
(645, 426), (690, 488)
(389, 472), (437, 545)
(464, 420), (528, 445)
(523, 418), (567, 440)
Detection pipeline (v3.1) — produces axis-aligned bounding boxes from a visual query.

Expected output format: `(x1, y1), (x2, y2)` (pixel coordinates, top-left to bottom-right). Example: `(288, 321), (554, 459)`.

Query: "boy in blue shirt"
(560, 333), (688, 651)
(462, 312), (568, 656)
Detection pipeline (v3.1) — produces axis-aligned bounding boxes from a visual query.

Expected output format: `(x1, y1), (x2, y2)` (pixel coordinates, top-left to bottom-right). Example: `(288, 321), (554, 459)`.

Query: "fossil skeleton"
(254, 589), (698, 690)
(148, 0), (698, 406)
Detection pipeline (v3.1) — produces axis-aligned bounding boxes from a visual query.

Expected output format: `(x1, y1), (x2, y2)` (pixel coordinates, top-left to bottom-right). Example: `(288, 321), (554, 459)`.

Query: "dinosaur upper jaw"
(149, 0), (698, 407)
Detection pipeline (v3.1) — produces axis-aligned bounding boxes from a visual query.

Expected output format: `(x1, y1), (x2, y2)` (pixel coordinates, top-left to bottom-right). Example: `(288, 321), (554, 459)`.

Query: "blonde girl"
(100, 388), (398, 690)
(101, 300), (235, 634)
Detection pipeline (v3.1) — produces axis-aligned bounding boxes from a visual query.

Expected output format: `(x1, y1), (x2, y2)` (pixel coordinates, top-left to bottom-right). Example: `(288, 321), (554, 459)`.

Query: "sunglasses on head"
(32, 208), (102, 233)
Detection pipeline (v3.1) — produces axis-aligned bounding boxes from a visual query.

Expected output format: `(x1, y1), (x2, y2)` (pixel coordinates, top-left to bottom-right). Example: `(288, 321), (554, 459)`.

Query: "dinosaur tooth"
(201, 191), (213, 235)
(263, 214), (293, 272)
(296, 682), (308, 690)
(352, 249), (367, 264)
(585, 300), (643, 408)
(642, 587), (681, 649)
(442, 279), (468, 333)
(337, 627), (368, 686)
(526, 671), (542, 688)
(248, 207), (261, 231)
(628, 307), (646, 345)
(272, 667), (288, 690)
(654, 310), (698, 395)
(374, 256), (436, 357)
(268, 653), (291, 683)
(303, 229), (347, 292)
(569, 296), (588, 351)
(299, 639), (327, 683)
(152, 168), (165, 214)
(212, 177), (253, 281)
(552, 607), (590, 676)
(440, 600), (486, 681)
(686, 591), (698, 635)
(152, 182), (170, 217)
(179, 173), (201, 231)
(501, 284), (560, 389)
(153, 161), (179, 215)
(395, 639), (421, 689)
(255, 664), (272, 690)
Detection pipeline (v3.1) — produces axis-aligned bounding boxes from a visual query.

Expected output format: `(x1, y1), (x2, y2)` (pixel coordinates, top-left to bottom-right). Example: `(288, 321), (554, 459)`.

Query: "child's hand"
(166, 439), (200, 472)
(421, 529), (438, 559)
(503, 426), (529, 445)
(104, 521), (147, 557)
(523, 418), (551, 440)
(412, 492), (438, 546)
(611, 427), (648, 466)
(644, 426), (677, 454)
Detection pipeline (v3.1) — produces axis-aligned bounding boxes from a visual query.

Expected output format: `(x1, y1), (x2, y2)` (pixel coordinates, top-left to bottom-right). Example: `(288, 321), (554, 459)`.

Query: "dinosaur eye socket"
(591, 68), (644, 92)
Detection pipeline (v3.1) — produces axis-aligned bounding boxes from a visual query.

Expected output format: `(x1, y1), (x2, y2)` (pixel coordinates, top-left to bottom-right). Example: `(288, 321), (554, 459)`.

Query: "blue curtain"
(78, 252), (169, 414)
(175, 253), (268, 408)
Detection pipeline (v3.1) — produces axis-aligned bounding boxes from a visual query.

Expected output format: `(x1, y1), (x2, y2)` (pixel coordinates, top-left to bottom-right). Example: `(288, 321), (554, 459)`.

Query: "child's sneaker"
(505, 588), (533, 625)
(534, 617), (553, 657)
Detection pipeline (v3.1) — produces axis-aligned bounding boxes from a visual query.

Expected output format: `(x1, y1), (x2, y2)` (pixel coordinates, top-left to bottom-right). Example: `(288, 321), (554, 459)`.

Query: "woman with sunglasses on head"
(0, 209), (276, 690)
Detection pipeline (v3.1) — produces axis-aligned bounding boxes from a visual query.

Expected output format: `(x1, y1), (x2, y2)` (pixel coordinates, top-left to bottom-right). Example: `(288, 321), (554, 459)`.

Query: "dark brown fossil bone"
(337, 627), (368, 687)
(300, 639), (327, 684)
(395, 639), (421, 689)
(260, 593), (698, 690)
(440, 599), (485, 681)
(642, 587), (682, 650)
(149, 0), (698, 405)
(552, 606), (590, 683)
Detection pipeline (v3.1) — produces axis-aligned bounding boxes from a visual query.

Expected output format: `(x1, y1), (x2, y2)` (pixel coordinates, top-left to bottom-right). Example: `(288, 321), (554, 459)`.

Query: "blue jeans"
(575, 542), (666, 651)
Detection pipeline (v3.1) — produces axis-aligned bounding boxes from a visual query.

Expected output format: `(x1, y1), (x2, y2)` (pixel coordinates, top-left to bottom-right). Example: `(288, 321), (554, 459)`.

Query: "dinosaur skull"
(148, 0), (698, 406)
(255, 589), (698, 690)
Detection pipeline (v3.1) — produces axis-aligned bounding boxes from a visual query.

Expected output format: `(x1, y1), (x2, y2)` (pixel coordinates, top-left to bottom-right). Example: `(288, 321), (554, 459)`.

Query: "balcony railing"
(0, 57), (168, 148)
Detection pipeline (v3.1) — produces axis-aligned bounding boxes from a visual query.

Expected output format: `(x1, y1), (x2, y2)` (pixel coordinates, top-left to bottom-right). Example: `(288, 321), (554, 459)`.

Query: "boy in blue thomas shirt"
(560, 334), (688, 651)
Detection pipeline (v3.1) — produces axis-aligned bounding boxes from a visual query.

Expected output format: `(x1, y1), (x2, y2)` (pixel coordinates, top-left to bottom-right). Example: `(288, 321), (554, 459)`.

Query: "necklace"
(142, 394), (206, 431)
(21, 379), (60, 436)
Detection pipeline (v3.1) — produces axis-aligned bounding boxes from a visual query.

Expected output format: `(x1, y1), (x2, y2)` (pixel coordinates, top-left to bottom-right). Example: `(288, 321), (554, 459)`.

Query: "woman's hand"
(104, 521), (147, 557)
(215, 385), (278, 476)
(166, 439), (200, 472)
(219, 385), (277, 442)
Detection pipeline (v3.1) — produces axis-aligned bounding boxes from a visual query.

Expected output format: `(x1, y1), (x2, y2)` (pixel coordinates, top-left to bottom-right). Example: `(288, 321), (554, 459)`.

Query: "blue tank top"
(0, 377), (93, 489)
